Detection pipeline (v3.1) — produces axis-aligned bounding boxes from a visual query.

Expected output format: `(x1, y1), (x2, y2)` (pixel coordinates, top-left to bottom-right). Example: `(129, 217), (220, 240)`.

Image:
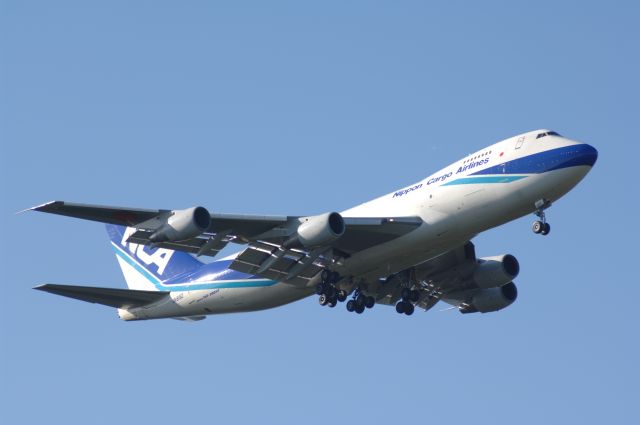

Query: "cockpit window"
(536, 131), (562, 139)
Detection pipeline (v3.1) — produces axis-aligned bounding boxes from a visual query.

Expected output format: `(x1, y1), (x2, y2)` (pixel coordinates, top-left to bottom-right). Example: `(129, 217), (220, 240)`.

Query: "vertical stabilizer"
(106, 225), (204, 291)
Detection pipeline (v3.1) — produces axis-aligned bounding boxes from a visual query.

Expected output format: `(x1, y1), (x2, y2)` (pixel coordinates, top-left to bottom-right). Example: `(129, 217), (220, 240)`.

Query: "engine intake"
(473, 254), (520, 289)
(460, 282), (518, 314)
(296, 212), (345, 247)
(149, 206), (211, 243)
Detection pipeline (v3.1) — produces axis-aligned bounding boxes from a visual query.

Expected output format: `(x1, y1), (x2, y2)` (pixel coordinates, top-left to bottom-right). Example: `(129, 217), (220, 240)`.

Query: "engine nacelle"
(473, 254), (520, 289)
(149, 206), (211, 243)
(460, 282), (518, 314)
(296, 212), (345, 247)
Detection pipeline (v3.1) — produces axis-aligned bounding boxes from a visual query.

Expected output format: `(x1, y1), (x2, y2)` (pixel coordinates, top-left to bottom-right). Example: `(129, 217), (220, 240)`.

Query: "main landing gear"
(316, 270), (347, 309)
(532, 199), (552, 236)
(395, 288), (419, 316)
(316, 271), (376, 314)
(316, 270), (347, 308)
(345, 289), (375, 315)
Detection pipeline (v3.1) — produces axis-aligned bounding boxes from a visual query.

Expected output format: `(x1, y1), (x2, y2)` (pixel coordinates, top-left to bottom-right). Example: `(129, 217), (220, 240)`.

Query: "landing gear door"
(515, 136), (525, 150)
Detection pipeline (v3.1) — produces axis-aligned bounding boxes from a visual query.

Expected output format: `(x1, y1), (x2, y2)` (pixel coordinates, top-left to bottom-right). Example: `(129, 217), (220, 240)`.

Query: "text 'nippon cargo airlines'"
(29, 130), (597, 321)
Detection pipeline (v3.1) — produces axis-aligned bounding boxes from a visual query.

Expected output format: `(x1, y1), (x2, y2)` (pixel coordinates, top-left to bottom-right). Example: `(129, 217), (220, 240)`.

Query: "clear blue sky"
(1, 1), (638, 424)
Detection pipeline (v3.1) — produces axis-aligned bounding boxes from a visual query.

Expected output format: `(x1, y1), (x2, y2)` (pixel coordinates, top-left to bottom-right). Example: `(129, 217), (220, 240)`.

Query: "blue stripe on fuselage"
(471, 144), (597, 176)
(441, 144), (597, 186)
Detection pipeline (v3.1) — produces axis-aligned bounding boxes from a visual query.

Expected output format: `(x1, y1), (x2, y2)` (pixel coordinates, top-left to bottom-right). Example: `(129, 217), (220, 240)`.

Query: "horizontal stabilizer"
(34, 284), (168, 309)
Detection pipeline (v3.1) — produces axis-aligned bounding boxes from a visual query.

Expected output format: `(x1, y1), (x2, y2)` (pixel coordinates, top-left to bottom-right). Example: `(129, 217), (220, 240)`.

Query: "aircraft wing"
(28, 201), (294, 257)
(29, 201), (423, 282)
(229, 217), (422, 285)
(34, 284), (169, 309)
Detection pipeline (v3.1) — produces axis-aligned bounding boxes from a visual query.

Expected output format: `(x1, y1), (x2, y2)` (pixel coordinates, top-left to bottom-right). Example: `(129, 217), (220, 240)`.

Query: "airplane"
(29, 129), (598, 321)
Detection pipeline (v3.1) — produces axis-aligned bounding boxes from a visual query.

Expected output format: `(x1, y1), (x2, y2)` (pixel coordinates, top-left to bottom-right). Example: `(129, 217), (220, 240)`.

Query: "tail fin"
(106, 224), (204, 291)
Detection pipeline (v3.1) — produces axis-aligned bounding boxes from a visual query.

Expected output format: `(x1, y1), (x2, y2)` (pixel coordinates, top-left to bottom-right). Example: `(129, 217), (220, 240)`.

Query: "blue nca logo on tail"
(106, 224), (204, 284)
(119, 227), (175, 275)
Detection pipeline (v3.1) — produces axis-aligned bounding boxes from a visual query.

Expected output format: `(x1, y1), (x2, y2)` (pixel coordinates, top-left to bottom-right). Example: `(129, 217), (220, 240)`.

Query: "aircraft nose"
(546, 142), (598, 173)
(574, 143), (598, 167)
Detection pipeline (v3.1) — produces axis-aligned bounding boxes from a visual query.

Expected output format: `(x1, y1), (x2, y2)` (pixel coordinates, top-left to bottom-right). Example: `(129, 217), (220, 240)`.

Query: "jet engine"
(459, 282), (518, 314)
(149, 206), (211, 243)
(296, 212), (345, 247)
(473, 254), (520, 289)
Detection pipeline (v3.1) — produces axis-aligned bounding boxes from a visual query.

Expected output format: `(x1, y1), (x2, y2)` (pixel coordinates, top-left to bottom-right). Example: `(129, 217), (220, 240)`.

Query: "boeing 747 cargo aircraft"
(30, 129), (597, 320)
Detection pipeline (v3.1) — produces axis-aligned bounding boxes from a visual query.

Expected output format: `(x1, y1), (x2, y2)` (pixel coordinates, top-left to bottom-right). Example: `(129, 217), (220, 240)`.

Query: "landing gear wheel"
(319, 294), (329, 306)
(404, 303), (415, 316)
(337, 290), (348, 302)
(541, 222), (551, 235)
(356, 293), (367, 307)
(532, 220), (544, 234)
(328, 298), (337, 308)
(355, 304), (365, 314)
(365, 296), (375, 309)
(346, 299), (356, 312)
(532, 199), (552, 236)
(395, 301), (406, 314)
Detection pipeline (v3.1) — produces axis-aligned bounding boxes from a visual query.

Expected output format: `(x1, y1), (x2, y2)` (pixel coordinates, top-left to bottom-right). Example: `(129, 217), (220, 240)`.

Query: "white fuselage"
(338, 132), (590, 279)
(120, 130), (596, 320)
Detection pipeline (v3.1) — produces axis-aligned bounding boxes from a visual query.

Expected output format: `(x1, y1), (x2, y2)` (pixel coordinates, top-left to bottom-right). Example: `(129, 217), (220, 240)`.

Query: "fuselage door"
(515, 136), (525, 150)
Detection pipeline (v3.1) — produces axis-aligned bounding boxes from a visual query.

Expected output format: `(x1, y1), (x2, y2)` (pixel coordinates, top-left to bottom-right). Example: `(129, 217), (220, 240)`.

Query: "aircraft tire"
(541, 223), (551, 235)
(319, 294), (329, 306)
(532, 220), (544, 234)
(365, 296), (375, 309)
(404, 303), (415, 316)
(355, 304), (365, 314)
(346, 300), (356, 312)
(396, 302), (406, 314)
(337, 290), (348, 302)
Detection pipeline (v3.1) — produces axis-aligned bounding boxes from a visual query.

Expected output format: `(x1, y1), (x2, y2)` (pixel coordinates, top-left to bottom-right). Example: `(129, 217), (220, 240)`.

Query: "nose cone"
(543, 142), (597, 202)
(576, 143), (598, 167)
(545, 142), (598, 174)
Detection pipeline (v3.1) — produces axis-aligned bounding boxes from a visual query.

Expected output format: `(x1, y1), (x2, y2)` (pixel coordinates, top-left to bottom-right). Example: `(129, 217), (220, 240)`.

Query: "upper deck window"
(536, 131), (562, 139)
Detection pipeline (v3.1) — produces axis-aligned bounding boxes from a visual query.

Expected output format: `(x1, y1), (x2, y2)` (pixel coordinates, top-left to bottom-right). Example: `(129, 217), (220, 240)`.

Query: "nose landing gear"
(532, 199), (552, 236)
(532, 220), (550, 235)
